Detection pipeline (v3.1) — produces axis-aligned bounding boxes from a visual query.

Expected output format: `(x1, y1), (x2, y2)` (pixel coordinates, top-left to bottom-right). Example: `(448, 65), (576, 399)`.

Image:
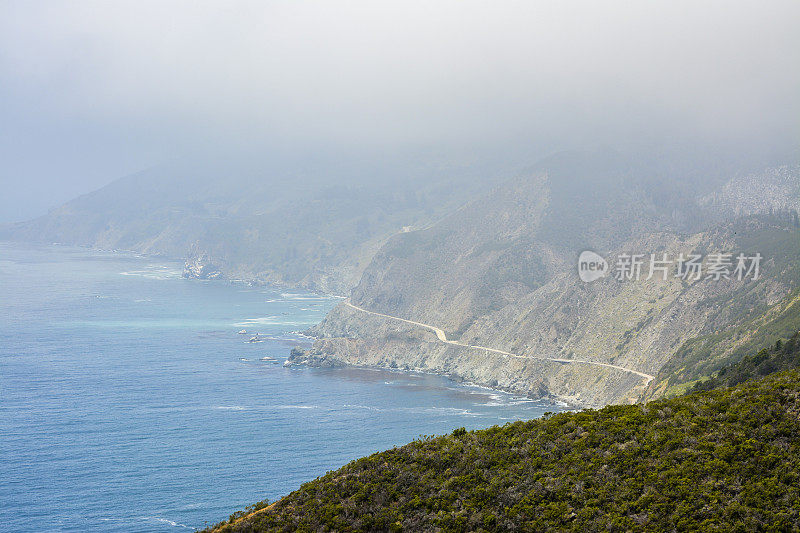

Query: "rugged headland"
(290, 156), (800, 407)
(4, 151), (799, 406)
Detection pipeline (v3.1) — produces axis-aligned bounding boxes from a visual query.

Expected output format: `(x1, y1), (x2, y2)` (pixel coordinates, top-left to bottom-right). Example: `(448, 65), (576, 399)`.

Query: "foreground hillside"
(209, 363), (800, 532)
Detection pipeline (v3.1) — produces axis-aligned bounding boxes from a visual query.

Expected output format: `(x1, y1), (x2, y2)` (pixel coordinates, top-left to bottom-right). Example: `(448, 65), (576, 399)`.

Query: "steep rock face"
(350, 152), (687, 332)
(700, 164), (800, 217)
(299, 158), (800, 407)
(299, 303), (647, 407)
(182, 245), (222, 280)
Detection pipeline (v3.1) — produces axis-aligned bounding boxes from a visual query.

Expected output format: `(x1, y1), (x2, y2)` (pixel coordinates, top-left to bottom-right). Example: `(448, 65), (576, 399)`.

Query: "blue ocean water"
(0, 242), (561, 531)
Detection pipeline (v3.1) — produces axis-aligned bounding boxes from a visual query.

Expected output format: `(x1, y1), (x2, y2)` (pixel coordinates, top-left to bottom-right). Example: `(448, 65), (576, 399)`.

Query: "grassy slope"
(209, 365), (800, 532)
(649, 220), (800, 398)
(653, 287), (800, 398)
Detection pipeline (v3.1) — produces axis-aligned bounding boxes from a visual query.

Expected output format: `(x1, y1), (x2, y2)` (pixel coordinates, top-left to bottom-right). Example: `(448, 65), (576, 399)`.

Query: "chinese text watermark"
(578, 251), (761, 283)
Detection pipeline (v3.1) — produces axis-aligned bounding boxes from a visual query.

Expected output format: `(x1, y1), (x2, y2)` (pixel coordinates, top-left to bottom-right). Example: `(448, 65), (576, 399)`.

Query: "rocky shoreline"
(285, 302), (647, 409)
(284, 345), (577, 409)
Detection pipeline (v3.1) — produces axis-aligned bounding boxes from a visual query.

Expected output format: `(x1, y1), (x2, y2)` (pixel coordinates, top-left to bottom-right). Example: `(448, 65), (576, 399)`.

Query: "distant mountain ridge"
(1, 154), (501, 294)
(4, 150), (799, 406)
(294, 155), (800, 406)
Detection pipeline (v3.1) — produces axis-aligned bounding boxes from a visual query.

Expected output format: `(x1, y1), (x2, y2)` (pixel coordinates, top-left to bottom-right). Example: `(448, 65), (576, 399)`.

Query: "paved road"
(344, 300), (655, 385)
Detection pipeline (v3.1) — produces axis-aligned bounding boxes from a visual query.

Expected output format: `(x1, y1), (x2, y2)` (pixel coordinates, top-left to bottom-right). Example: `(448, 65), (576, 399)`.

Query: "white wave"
(142, 516), (192, 529)
(400, 406), (479, 416)
(237, 316), (278, 324)
(479, 400), (534, 407)
(342, 404), (478, 416)
(234, 317), (310, 327)
(214, 405), (248, 410)
(287, 330), (316, 340)
(274, 404), (319, 409)
(119, 265), (182, 280)
(279, 292), (332, 301)
(343, 404), (383, 411)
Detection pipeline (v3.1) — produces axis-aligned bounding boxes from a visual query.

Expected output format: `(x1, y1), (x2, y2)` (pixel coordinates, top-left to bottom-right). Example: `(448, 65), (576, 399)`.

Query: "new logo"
(578, 251), (608, 282)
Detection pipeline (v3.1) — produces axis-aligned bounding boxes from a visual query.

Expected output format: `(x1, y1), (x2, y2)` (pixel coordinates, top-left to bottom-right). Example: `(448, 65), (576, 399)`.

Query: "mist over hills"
(1, 151), (506, 293)
(296, 152), (800, 406)
(4, 147), (799, 406)
(4, 2), (800, 529)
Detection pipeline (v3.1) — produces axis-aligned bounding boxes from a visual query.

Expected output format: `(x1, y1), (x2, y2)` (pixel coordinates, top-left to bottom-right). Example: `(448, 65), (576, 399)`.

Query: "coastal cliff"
(291, 158), (800, 407)
(4, 149), (798, 406)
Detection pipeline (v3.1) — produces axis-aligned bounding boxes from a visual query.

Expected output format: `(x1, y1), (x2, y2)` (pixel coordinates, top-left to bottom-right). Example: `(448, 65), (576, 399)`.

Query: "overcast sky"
(1, 0), (798, 222)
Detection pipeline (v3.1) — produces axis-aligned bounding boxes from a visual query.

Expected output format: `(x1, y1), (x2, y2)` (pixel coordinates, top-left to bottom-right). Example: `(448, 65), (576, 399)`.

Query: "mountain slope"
(295, 157), (800, 405)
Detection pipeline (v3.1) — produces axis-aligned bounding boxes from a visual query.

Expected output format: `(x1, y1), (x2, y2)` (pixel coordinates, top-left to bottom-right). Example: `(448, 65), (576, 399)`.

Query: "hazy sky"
(1, 0), (798, 222)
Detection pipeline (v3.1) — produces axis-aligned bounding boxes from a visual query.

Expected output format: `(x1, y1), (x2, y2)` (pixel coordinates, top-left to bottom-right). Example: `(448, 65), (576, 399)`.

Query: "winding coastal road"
(344, 300), (655, 386)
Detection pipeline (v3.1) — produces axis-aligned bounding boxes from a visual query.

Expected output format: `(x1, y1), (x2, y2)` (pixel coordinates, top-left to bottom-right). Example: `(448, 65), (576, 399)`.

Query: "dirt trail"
(344, 300), (655, 385)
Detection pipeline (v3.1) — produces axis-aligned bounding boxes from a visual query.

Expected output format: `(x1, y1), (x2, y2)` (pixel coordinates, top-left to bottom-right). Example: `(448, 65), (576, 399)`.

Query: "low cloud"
(1, 0), (799, 220)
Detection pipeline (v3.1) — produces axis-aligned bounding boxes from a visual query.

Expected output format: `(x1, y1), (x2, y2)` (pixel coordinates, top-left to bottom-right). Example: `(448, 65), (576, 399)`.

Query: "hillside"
(294, 158), (800, 405)
(6, 150), (799, 403)
(691, 330), (800, 393)
(207, 364), (800, 532)
(1, 153), (498, 294)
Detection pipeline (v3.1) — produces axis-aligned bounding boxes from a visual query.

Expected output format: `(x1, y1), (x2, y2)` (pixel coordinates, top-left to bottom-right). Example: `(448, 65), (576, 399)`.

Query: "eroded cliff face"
(293, 160), (800, 407)
(296, 303), (648, 407)
(298, 225), (798, 407)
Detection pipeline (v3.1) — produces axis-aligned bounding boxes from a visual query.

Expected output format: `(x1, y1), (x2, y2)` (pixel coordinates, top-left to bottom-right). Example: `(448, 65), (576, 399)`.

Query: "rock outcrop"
(182, 246), (222, 279)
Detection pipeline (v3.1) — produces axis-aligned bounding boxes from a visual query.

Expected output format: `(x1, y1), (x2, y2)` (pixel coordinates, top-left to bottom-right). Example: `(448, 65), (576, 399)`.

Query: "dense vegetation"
(692, 331), (800, 392)
(208, 356), (800, 532)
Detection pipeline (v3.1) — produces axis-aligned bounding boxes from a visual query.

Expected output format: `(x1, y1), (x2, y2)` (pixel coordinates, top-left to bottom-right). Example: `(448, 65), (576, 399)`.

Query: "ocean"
(0, 242), (562, 531)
